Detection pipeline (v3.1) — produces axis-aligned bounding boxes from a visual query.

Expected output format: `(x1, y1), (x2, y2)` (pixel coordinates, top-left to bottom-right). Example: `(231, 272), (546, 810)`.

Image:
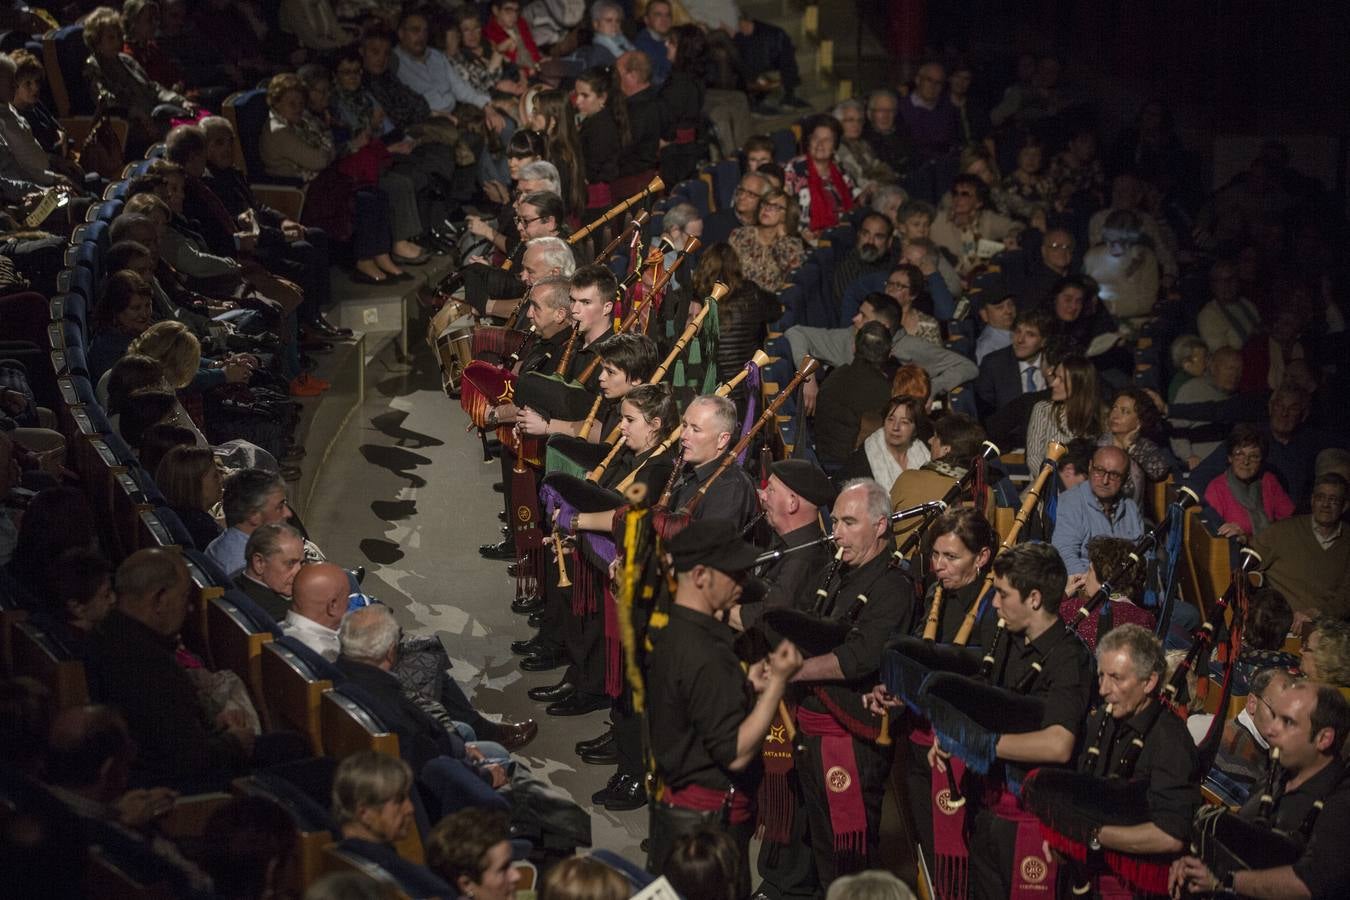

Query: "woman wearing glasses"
(884, 263), (942, 346)
(1204, 424), (1294, 542)
(727, 187), (805, 291)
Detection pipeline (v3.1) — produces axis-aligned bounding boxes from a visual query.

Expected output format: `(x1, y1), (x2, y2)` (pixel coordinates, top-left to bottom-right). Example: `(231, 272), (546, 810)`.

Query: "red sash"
(586, 181), (613, 210)
(912, 723), (970, 900)
(664, 782), (752, 825)
(603, 579), (620, 697)
(756, 705), (796, 844)
(987, 785), (1058, 899)
(797, 708), (868, 857)
(804, 159), (854, 232)
(674, 127), (696, 144)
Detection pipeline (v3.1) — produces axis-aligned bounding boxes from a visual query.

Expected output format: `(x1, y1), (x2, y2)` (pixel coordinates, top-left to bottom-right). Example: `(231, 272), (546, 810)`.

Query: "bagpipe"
(1020, 698), (1179, 898)
(1190, 746), (1310, 883)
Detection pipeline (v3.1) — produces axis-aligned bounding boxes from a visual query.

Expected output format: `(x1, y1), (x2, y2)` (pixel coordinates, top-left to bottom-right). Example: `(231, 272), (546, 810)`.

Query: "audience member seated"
(259, 72), (418, 286)
(34, 548), (115, 658)
(839, 395), (931, 493)
(43, 704), (212, 894)
(82, 6), (197, 155)
(155, 444), (225, 550)
(1205, 424), (1294, 543)
(1221, 587), (1299, 691)
(4, 486), (99, 606)
(331, 750), (454, 899)
(1048, 125), (1106, 209)
(8, 50), (70, 168)
(889, 412), (987, 547)
(86, 549), (261, 790)
(337, 605), (510, 816)
(931, 173), (1020, 282)
(1101, 386), (1171, 507)
(1025, 353), (1102, 472)
(1196, 258), (1261, 352)
(886, 263), (943, 346)
(1185, 668), (1294, 803)
(197, 794), (300, 900)
(539, 854), (631, 900)
(999, 134), (1053, 227)
(833, 100), (897, 196)
(396, 7), (510, 137)
(814, 322), (893, 473)
(234, 522), (305, 622)
(206, 468), (293, 577)
(89, 271), (156, 382)
(1041, 274), (1121, 362)
(727, 186), (805, 292)
(899, 61), (959, 162)
(426, 807), (522, 900)
(1082, 209), (1160, 321)
(704, 170), (769, 246)
(1013, 226), (1076, 312)
(1253, 474), (1350, 621)
(661, 827), (747, 900)
(1170, 346), (1242, 469)
(280, 0), (354, 52)
(1167, 334), (1208, 401)
(975, 307), (1050, 446)
(1052, 445), (1144, 576)
(859, 89), (910, 175)
(1301, 617), (1350, 687)
(973, 293), (1017, 363)
(1059, 535), (1155, 649)
(784, 114), (859, 241)
(1087, 172), (1179, 287)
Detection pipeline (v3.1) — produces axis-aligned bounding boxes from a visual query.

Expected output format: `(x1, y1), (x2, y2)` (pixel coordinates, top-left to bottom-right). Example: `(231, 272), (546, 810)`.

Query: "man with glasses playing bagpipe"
(877, 541), (1095, 900)
(760, 478), (919, 885)
(1168, 681), (1350, 900)
(1020, 623), (1201, 898)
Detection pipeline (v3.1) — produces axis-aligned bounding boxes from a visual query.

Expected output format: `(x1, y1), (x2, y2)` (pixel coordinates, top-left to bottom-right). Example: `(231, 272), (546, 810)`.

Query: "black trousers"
(795, 730), (891, 885)
(561, 554), (606, 697)
(969, 805), (1018, 900)
(906, 736), (936, 876)
(647, 801), (753, 897)
(754, 770), (821, 899)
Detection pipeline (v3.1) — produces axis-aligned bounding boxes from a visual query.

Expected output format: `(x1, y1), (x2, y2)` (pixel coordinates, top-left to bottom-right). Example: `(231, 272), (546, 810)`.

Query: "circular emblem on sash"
(1020, 855), (1048, 884)
(935, 788), (959, 815)
(516, 505), (531, 523)
(825, 766), (852, 793)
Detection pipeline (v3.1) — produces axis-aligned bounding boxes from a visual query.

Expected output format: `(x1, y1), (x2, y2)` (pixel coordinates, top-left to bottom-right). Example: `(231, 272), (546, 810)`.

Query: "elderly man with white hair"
(336, 605), (512, 817)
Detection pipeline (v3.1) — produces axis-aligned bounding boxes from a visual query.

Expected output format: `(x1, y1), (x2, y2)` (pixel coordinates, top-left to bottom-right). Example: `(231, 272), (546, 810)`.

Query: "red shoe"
(289, 374), (329, 397)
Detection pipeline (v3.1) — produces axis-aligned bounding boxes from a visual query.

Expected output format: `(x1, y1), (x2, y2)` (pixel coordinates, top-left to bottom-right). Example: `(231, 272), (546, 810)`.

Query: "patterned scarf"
(805, 158), (853, 232)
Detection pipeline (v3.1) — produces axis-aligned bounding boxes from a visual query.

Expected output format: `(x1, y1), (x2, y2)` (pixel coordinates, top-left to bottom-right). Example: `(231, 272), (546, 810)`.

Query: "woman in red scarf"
(482, 0), (541, 77)
(784, 113), (860, 243)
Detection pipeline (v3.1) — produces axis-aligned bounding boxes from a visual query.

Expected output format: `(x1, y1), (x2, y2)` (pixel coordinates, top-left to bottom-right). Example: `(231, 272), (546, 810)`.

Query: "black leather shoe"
(309, 314), (353, 337)
(546, 692), (608, 716)
(591, 772), (623, 805)
(575, 730), (615, 757)
(581, 743), (618, 765)
(480, 540), (514, 560)
(603, 774), (648, 811)
(511, 636), (544, 655)
(527, 611), (545, 628)
(498, 510), (507, 523)
(575, 728), (614, 755)
(351, 566), (365, 585)
(493, 481), (504, 493)
(506, 561), (522, 578)
(520, 651), (565, 673)
(491, 719), (538, 752)
(511, 593), (544, 615)
(528, 679), (575, 702)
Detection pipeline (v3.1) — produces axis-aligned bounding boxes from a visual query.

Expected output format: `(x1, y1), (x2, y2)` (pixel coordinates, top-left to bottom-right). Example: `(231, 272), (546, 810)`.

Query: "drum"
(436, 323), (475, 396)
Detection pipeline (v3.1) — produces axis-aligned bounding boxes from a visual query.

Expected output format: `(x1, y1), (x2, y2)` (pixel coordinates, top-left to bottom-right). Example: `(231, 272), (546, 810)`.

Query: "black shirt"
(1079, 701), (1200, 843)
(579, 106), (621, 188)
(1239, 757), (1350, 900)
(741, 522), (831, 631)
(799, 550), (917, 723)
(668, 456), (760, 529)
(648, 604), (754, 792)
(520, 327), (570, 376)
(915, 578), (991, 645)
(621, 85), (663, 176)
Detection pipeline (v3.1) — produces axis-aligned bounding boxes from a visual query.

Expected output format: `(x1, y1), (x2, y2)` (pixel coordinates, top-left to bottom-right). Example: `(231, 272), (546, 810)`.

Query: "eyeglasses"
(1253, 691), (1276, 718)
(1230, 450), (1262, 463)
(761, 201), (786, 212)
(1090, 466), (1126, 482)
(735, 187), (764, 199)
(884, 279), (912, 291)
(1046, 241), (1073, 250)
(515, 214), (542, 226)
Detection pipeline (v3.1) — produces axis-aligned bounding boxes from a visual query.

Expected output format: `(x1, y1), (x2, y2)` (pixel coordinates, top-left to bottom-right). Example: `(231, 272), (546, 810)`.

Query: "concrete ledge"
(292, 333), (365, 519)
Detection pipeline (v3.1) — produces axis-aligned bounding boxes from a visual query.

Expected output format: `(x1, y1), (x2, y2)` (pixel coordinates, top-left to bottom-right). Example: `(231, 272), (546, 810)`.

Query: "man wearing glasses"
(1188, 668), (1296, 805)
(1051, 445), (1143, 575)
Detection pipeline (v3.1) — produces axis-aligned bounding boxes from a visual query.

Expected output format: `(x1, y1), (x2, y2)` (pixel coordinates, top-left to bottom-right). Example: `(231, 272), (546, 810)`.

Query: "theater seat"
(233, 772), (338, 894)
(260, 640), (333, 755)
(206, 595), (275, 726)
(12, 620), (88, 710)
(320, 846), (414, 900)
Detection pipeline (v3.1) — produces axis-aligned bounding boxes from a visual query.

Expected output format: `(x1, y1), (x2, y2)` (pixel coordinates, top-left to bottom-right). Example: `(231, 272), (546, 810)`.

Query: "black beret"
(667, 519), (761, 574)
(769, 459), (837, 508)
